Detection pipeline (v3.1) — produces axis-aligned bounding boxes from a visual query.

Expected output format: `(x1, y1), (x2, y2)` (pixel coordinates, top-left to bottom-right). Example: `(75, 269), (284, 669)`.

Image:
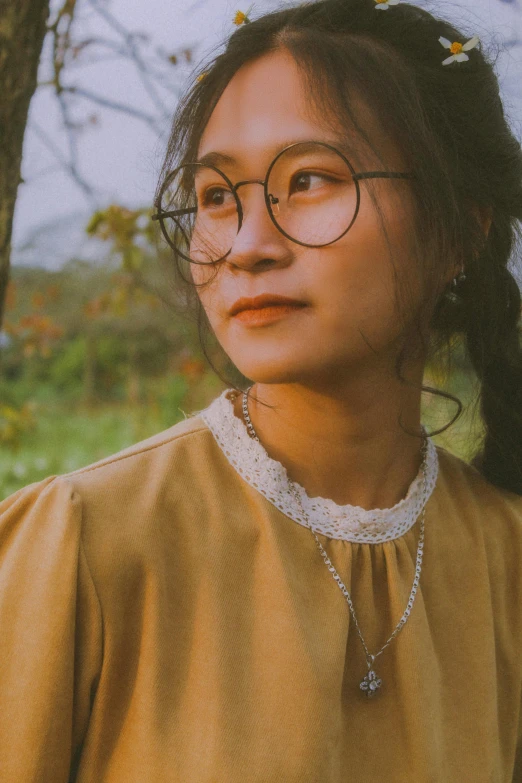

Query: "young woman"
(1, 0), (522, 779)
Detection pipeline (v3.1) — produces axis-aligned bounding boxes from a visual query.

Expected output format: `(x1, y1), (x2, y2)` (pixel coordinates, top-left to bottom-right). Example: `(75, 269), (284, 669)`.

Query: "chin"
(227, 352), (308, 386)
(235, 365), (302, 386)
(229, 350), (339, 388)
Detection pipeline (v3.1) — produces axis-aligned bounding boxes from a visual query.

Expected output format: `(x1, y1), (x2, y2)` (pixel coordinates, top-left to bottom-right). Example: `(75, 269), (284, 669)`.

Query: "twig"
(57, 91), (82, 183)
(87, 0), (171, 121)
(28, 120), (97, 205)
(62, 86), (161, 132)
(24, 163), (65, 184)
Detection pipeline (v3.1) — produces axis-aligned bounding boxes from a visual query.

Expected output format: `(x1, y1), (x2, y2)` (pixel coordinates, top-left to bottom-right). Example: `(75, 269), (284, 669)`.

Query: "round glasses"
(152, 140), (415, 265)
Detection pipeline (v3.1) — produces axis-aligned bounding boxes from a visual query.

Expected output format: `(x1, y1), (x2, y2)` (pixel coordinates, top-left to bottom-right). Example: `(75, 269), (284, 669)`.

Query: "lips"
(230, 294), (307, 316)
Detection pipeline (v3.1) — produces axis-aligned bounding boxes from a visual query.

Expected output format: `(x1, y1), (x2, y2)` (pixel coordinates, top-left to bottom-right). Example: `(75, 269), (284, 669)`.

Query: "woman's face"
(191, 49), (424, 389)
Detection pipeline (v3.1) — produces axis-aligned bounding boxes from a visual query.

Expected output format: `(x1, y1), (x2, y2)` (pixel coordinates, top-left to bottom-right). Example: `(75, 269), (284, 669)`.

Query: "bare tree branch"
(29, 119), (97, 203)
(24, 0), (188, 212)
(57, 91), (83, 186)
(62, 85), (162, 131)
(15, 0), (196, 214)
(24, 163), (65, 184)
(86, 0), (172, 122)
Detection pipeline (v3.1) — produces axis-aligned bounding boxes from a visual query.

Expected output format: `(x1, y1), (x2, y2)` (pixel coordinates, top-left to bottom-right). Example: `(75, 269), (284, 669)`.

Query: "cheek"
(189, 263), (207, 288)
(319, 197), (418, 334)
(190, 265), (223, 323)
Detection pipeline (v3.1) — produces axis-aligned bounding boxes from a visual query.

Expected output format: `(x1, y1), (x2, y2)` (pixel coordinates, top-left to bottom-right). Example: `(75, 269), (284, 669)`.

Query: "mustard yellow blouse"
(1, 390), (522, 782)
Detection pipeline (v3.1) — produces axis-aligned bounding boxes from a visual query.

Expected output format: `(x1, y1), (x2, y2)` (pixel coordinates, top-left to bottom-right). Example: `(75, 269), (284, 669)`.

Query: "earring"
(444, 269), (467, 304)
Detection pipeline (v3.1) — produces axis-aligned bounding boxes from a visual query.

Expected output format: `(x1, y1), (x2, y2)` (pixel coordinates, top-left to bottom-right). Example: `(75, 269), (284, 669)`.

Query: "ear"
(444, 204), (493, 288)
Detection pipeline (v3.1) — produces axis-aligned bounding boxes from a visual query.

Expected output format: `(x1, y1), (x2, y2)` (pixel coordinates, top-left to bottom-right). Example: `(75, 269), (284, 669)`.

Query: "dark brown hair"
(155, 0), (522, 496)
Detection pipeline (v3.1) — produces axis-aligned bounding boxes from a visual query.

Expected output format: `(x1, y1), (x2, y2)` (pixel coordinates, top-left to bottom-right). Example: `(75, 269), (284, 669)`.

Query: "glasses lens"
(159, 163), (239, 264)
(266, 142), (358, 246)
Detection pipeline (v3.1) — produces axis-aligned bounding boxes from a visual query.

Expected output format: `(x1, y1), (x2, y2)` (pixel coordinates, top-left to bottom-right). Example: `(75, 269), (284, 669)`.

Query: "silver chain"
(240, 385), (429, 699)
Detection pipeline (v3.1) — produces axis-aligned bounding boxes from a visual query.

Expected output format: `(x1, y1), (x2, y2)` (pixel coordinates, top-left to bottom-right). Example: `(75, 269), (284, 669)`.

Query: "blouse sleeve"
(0, 476), (103, 782)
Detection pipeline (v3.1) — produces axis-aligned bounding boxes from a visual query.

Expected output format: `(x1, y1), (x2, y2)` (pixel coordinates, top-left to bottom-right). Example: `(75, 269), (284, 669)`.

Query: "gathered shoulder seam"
(59, 418), (210, 480)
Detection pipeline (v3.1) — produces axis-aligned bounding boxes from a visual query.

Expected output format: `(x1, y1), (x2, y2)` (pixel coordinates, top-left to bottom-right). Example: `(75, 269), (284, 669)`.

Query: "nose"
(226, 181), (291, 271)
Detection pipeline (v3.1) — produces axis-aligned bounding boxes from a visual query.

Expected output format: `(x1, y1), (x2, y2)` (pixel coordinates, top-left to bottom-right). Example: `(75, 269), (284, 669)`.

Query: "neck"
(233, 366), (426, 510)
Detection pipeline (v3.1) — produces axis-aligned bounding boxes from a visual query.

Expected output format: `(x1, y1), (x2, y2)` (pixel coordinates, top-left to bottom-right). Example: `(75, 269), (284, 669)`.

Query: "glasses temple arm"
(152, 207), (197, 220)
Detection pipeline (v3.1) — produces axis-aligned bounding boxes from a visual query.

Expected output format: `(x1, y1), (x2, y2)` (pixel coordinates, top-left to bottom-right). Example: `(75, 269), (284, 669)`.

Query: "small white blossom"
(12, 462), (27, 479)
(439, 36), (479, 65)
(374, 0), (400, 8)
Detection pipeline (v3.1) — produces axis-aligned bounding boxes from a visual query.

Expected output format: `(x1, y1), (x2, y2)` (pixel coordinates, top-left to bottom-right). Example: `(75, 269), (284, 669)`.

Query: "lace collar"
(195, 388), (439, 544)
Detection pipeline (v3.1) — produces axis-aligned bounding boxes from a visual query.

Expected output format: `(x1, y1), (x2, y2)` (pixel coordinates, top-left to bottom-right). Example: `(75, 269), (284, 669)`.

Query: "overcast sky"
(11, 0), (522, 269)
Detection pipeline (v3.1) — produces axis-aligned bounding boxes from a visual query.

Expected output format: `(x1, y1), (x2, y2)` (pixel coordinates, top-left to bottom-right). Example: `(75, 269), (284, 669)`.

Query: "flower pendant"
(360, 668), (382, 698)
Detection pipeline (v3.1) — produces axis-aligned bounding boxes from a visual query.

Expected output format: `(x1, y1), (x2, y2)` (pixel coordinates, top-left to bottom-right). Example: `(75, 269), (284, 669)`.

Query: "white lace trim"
(194, 388), (439, 544)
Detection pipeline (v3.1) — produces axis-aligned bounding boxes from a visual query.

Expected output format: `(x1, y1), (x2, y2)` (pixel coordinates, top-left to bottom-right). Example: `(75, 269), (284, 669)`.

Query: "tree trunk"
(0, 0), (50, 340)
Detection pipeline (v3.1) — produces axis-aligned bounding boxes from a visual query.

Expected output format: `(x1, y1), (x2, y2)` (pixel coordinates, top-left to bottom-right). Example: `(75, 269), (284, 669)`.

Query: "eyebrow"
(195, 138), (358, 168)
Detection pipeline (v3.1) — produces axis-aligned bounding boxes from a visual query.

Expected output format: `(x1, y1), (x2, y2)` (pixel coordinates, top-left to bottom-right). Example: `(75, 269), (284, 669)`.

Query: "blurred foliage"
(86, 205), (156, 273)
(0, 205), (230, 497)
(0, 402), (38, 452)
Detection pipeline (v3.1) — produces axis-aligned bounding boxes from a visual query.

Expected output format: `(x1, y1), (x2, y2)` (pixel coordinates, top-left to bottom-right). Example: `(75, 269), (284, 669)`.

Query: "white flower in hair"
(374, 0), (400, 8)
(439, 36), (479, 65)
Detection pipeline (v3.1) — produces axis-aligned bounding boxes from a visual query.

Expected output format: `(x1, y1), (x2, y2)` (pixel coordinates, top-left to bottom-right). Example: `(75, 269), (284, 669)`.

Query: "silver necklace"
(240, 385), (429, 699)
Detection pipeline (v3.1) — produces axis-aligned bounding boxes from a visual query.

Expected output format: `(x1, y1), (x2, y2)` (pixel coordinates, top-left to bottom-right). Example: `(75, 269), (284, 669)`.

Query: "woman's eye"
(201, 187), (234, 208)
(291, 171), (338, 193)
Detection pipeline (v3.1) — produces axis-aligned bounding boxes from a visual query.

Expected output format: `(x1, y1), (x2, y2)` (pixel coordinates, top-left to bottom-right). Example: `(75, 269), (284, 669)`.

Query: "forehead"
(198, 50), (311, 162)
(197, 49), (398, 170)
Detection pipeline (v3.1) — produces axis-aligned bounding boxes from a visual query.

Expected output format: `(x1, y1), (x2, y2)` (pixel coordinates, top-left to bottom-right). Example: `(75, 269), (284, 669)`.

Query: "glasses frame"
(152, 140), (416, 264)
